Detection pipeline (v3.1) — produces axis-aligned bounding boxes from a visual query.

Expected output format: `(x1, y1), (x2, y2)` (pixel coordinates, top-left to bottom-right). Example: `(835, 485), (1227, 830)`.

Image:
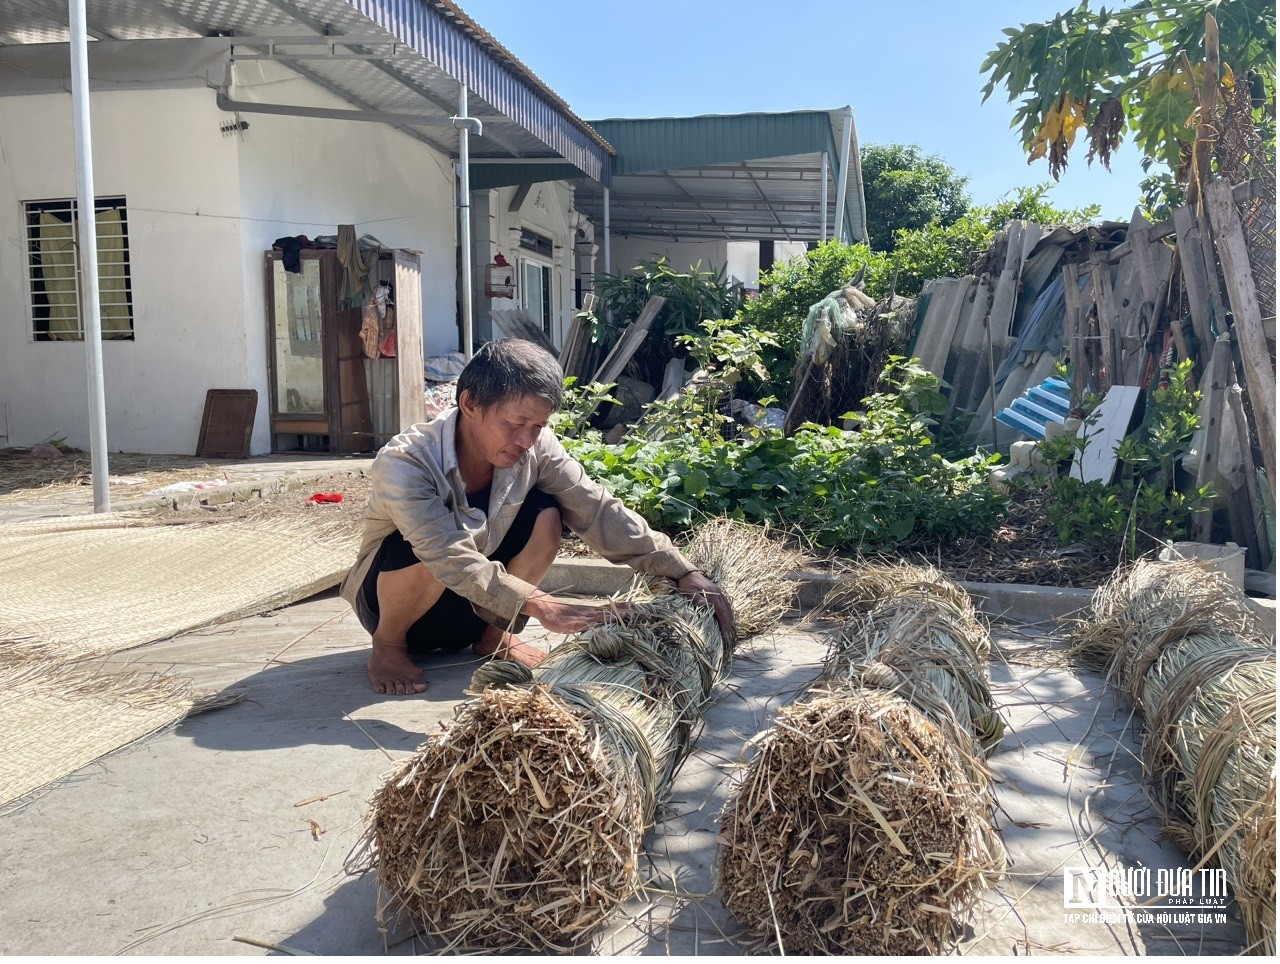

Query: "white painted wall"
(0, 61), (460, 456)
(0, 86), (247, 455)
(726, 240), (809, 291)
(609, 237), (729, 279)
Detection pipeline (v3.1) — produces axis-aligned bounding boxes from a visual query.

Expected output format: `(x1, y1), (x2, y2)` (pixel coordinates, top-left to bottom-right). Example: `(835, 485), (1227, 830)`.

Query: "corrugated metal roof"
(577, 111), (867, 245)
(0, 0), (612, 181)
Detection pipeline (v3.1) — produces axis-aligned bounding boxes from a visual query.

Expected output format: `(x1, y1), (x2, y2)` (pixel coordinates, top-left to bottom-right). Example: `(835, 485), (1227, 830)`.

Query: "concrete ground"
(0, 589), (1250, 956)
(0, 452), (372, 525)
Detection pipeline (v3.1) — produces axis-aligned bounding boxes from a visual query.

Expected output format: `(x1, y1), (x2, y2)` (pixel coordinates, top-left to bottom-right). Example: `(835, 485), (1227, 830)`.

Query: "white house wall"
(0, 86), (247, 455)
(609, 237), (729, 279)
(0, 62), (460, 456)
(474, 180), (577, 349)
(229, 61), (459, 454)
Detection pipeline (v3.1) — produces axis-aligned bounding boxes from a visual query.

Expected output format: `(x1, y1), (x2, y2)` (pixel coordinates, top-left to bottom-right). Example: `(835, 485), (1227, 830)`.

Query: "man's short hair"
(457, 338), (564, 412)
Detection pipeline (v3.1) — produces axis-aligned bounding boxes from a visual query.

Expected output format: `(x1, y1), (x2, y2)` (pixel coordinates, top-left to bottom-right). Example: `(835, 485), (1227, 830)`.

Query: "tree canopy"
(980, 0), (1276, 184)
(860, 144), (971, 253)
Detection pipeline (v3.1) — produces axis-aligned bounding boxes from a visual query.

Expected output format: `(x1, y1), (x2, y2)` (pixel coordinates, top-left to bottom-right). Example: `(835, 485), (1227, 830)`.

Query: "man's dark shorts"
(357, 489), (560, 656)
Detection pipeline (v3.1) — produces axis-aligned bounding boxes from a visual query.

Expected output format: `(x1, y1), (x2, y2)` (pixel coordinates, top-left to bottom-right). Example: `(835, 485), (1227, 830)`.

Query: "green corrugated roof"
(587, 111), (839, 174)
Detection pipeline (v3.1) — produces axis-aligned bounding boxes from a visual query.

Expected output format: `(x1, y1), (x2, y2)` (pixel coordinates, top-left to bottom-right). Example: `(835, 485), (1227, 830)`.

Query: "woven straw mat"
(0, 657), (200, 812)
(0, 514), (356, 658)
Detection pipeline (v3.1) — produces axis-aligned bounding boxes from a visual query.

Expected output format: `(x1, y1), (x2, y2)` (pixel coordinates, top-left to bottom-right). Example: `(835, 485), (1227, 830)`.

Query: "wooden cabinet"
(265, 248), (424, 454)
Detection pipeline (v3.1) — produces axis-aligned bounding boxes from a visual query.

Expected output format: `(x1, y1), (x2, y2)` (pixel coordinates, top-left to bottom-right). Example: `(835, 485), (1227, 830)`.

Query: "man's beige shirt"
(339, 408), (694, 630)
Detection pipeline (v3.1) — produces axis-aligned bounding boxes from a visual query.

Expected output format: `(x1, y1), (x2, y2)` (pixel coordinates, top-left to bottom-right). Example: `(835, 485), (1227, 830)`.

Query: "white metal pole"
(458, 82), (474, 359)
(69, 0), (109, 512)
(602, 186), (611, 275)
(833, 107), (854, 243)
(820, 150), (829, 242)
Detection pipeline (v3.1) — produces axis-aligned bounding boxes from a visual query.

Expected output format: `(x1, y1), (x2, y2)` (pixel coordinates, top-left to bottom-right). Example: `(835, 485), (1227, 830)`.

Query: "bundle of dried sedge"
(1069, 557), (1276, 955)
(353, 683), (647, 951)
(353, 520), (799, 952)
(829, 595), (1003, 752)
(1239, 780), (1277, 956)
(1067, 559), (1258, 672)
(676, 517), (801, 639)
(822, 559), (978, 627)
(716, 576), (1005, 954)
(717, 689), (1004, 955)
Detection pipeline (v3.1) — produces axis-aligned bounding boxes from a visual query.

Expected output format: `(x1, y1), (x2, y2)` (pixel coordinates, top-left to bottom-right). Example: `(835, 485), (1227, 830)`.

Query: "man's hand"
(522, 590), (626, 634)
(676, 570), (736, 647)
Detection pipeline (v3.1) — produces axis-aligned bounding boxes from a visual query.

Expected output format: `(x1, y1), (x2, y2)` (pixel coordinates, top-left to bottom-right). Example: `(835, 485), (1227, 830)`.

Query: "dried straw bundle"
(354, 521), (797, 951)
(1239, 780), (1276, 955)
(822, 559), (978, 627)
(1068, 559), (1258, 672)
(673, 517), (801, 639)
(717, 689), (1003, 954)
(717, 580), (1005, 954)
(1070, 557), (1276, 955)
(829, 595), (1003, 752)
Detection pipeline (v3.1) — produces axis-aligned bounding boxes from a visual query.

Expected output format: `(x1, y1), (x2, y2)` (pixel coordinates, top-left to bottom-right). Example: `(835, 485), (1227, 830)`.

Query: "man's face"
(460, 393), (554, 469)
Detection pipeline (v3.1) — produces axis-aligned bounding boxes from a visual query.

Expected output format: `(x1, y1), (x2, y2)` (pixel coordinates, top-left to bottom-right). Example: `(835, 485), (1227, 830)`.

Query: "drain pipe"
(454, 83), (482, 360)
(70, 0), (109, 512)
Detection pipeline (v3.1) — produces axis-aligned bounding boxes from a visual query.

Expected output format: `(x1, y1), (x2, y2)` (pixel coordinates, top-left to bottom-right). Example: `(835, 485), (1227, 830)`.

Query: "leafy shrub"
(592, 257), (744, 384)
(1037, 359), (1211, 559)
(562, 359), (1006, 551)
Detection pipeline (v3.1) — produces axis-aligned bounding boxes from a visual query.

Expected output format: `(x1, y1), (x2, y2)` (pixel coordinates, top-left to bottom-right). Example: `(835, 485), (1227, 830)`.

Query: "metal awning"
(0, 0), (614, 182)
(578, 111), (866, 245)
(466, 109), (867, 245)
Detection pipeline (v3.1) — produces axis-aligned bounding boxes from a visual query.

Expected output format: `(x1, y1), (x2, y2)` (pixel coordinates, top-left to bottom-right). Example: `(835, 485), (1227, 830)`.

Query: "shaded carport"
(470, 107), (866, 275)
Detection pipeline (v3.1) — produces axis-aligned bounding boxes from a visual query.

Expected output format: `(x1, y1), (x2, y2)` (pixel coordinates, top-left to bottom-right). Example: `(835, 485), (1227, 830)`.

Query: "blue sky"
(459, 0), (1150, 222)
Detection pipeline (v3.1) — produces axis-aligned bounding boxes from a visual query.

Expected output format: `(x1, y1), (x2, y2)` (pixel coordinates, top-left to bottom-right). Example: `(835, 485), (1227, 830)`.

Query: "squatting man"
(340, 338), (734, 694)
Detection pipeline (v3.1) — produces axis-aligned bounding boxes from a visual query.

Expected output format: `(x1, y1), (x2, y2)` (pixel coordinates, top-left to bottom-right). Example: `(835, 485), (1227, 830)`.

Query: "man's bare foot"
(368, 637), (428, 695)
(474, 630), (546, 669)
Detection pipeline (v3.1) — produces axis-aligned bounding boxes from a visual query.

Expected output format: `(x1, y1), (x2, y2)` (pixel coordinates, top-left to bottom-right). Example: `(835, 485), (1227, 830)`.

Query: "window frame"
(24, 195), (135, 342)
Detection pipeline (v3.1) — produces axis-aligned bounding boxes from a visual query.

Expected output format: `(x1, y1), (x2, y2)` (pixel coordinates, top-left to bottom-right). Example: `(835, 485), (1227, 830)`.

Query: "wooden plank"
(1173, 204), (1216, 362)
(1205, 179), (1278, 491)
(590, 295), (666, 386)
(394, 250), (425, 429)
(1109, 244), (1142, 383)
(559, 314), (586, 380)
(1074, 384), (1142, 484)
(1194, 336), (1231, 541)
(1227, 385), (1273, 570)
(1066, 269), (1087, 397)
(1089, 253), (1120, 387)
(197, 389), (258, 459)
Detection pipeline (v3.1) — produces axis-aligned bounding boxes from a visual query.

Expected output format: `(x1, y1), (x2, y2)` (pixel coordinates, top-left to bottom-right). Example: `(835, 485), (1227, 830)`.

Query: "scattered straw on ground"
(0, 448), (232, 502)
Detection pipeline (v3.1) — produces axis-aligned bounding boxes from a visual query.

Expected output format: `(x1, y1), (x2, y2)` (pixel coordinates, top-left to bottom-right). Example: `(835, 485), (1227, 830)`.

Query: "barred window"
(25, 197), (134, 341)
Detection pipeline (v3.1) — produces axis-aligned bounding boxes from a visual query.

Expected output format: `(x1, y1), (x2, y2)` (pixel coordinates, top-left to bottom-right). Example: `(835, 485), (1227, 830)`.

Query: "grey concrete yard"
(0, 582), (1253, 956)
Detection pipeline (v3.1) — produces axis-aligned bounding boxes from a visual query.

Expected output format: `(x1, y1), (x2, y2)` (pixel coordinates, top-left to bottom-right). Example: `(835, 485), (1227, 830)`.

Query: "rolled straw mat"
(0, 656), (227, 812)
(0, 514), (355, 658)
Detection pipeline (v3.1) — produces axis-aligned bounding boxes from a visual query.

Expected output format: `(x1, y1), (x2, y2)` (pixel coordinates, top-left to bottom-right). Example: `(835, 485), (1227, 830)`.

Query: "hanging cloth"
(337, 223), (373, 309)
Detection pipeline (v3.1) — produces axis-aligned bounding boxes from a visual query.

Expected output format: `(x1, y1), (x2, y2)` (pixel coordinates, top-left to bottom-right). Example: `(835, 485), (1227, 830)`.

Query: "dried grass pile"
(1069, 558), (1276, 955)
(351, 519), (799, 951)
(716, 562), (1005, 954)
